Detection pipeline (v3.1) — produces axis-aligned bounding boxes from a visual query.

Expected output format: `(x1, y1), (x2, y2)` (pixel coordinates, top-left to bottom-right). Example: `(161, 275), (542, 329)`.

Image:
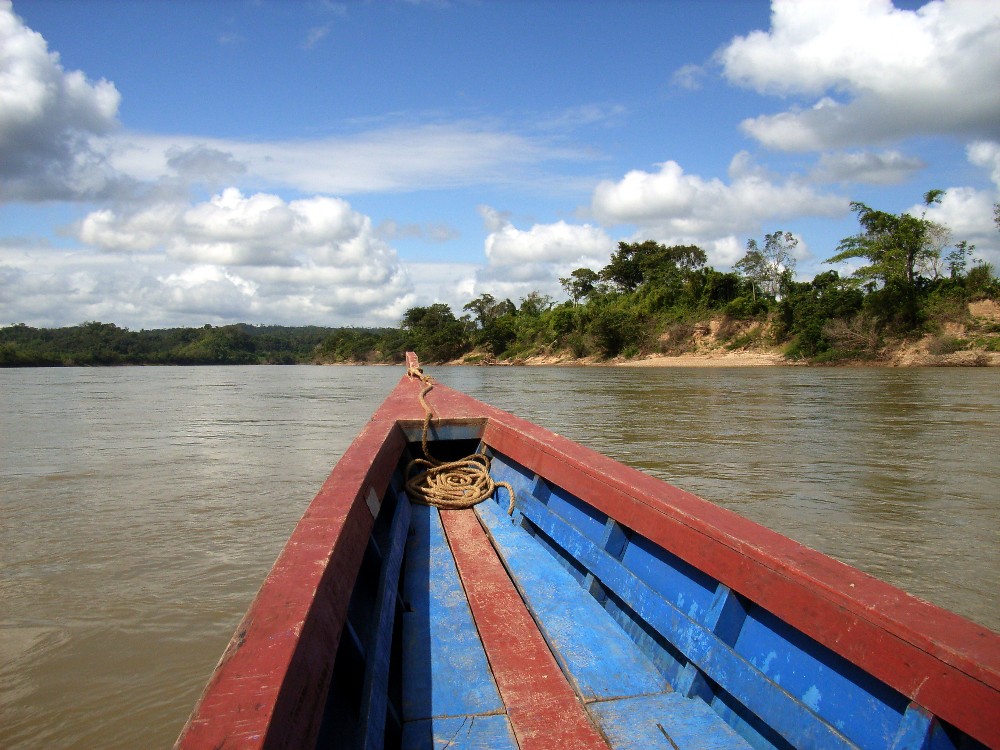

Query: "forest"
(3, 194), (999, 367)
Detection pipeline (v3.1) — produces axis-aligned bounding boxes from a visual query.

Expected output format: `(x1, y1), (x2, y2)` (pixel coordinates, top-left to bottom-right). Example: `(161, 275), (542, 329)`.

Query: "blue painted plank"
(476, 497), (670, 702)
(545, 482), (609, 545)
(357, 491), (411, 750)
(513, 490), (859, 750)
(589, 693), (751, 750)
(889, 703), (933, 750)
(401, 714), (518, 749)
(734, 607), (908, 750)
(401, 503), (504, 721)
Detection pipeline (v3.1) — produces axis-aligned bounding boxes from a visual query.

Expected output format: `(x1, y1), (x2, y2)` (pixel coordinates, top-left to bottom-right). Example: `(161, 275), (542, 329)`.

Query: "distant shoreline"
(444, 344), (1000, 368)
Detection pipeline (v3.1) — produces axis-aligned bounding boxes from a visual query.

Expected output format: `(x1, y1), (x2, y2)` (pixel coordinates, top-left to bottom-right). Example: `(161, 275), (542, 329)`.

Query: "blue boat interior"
(312, 425), (986, 750)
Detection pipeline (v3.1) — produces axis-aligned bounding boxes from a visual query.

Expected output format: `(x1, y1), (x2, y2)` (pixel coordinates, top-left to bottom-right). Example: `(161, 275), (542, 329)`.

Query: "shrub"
(926, 335), (966, 355)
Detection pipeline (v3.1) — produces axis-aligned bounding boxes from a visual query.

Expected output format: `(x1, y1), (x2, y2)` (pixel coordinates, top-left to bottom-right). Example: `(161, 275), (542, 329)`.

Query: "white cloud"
(812, 150), (926, 185)
(968, 141), (1000, 189)
(56, 189), (417, 326)
(106, 125), (587, 196)
(591, 153), (846, 237)
(719, 0), (1000, 150)
(670, 63), (708, 91)
(482, 216), (615, 267)
(920, 187), (996, 237)
(456, 209), (618, 304)
(404, 261), (479, 314)
(0, 0), (123, 201)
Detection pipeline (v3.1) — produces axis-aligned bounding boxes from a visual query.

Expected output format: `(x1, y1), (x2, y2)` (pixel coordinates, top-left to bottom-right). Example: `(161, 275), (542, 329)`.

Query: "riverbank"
(474, 347), (999, 368)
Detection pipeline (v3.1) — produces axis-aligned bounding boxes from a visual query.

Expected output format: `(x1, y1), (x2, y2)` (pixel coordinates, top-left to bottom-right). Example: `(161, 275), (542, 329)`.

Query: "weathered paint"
(401, 503), (503, 721)
(175, 356), (1000, 750)
(400, 715), (518, 749)
(475, 497), (671, 703)
(589, 693), (754, 750)
(440, 508), (610, 750)
(356, 490), (410, 750)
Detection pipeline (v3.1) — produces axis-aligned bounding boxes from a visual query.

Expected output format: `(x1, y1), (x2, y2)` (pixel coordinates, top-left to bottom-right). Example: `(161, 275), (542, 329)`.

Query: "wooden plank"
(440, 508), (610, 750)
(475, 497), (670, 703)
(513, 491), (857, 750)
(401, 715), (519, 749)
(588, 693), (750, 750)
(401, 503), (504, 721)
(356, 491), (411, 750)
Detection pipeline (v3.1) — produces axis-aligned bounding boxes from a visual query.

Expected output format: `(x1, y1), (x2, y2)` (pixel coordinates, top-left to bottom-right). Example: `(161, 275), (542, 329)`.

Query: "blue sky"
(2, 0), (998, 328)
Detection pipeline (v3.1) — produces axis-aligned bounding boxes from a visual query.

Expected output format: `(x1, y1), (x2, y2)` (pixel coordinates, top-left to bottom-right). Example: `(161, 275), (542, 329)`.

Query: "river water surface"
(1, 365), (998, 749)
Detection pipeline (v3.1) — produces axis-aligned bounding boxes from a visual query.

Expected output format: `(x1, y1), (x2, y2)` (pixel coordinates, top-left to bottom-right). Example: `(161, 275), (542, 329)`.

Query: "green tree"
(826, 192), (948, 329)
(463, 293), (514, 329)
(601, 241), (706, 292)
(518, 291), (554, 317)
(401, 303), (467, 362)
(945, 240), (974, 279)
(559, 268), (600, 304)
(827, 194), (945, 290)
(735, 230), (797, 301)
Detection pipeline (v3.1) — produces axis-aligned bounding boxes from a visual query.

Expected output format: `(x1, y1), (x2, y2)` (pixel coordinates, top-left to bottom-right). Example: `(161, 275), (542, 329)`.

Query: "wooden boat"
(175, 354), (999, 750)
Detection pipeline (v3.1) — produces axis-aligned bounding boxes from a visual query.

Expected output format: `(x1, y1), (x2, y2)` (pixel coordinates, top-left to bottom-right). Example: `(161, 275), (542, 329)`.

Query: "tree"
(827, 193), (944, 290)
(518, 291), (554, 317)
(401, 304), (467, 362)
(600, 241), (707, 292)
(559, 268), (600, 304)
(826, 192), (949, 329)
(735, 230), (797, 301)
(945, 240), (974, 279)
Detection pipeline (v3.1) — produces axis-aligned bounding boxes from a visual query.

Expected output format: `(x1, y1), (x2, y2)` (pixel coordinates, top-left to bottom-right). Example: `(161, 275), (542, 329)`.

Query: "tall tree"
(402, 303), (467, 361)
(826, 191), (948, 329)
(559, 268), (600, 304)
(826, 193), (945, 290)
(601, 241), (706, 292)
(735, 230), (798, 300)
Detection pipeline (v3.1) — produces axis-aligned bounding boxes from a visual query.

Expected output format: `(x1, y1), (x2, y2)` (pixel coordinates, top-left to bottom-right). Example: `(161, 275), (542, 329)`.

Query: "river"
(1, 365), (997, 749)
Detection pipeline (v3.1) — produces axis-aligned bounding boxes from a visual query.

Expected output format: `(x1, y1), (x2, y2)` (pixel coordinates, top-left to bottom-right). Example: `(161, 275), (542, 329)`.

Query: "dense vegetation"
(0, 323), (403, 367)
(3, 193), (999, 367)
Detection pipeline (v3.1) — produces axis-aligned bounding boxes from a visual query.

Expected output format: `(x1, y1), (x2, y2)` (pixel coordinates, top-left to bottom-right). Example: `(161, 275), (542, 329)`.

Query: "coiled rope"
(405, 364), (515, 514)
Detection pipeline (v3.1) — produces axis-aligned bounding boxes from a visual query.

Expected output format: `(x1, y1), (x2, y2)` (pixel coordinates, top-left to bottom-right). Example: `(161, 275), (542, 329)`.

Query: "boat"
(174, 353), (999, 750)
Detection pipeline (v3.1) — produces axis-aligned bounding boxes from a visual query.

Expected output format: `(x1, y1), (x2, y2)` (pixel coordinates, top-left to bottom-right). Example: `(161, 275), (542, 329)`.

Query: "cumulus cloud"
(482, 217), (615, 267)
(591, 153), (845, 238)
(968, 141), (1000, 188)
(67, 189), (416, 325)
(812, 150), (926, 185)
(719, 0), (1000, 150)
(910, 143), (1000, 268)
(461, 207), (616, 303)
(0, 0), (123, 201)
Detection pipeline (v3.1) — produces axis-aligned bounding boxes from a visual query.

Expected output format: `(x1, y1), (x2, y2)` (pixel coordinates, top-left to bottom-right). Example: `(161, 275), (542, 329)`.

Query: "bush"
(926, 335), (966, 355)
(588, 305), (644, 357)
(822, 314), (882, 358)
(724, 295), (769, 319)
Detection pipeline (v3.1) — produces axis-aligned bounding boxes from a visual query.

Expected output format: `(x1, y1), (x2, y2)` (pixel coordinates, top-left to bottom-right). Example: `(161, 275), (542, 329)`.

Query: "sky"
(2, 0), (999, 330)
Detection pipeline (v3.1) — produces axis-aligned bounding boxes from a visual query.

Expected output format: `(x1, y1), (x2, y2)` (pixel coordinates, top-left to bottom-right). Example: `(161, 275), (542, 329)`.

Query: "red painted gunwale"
(175, 361), (1000, 749)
